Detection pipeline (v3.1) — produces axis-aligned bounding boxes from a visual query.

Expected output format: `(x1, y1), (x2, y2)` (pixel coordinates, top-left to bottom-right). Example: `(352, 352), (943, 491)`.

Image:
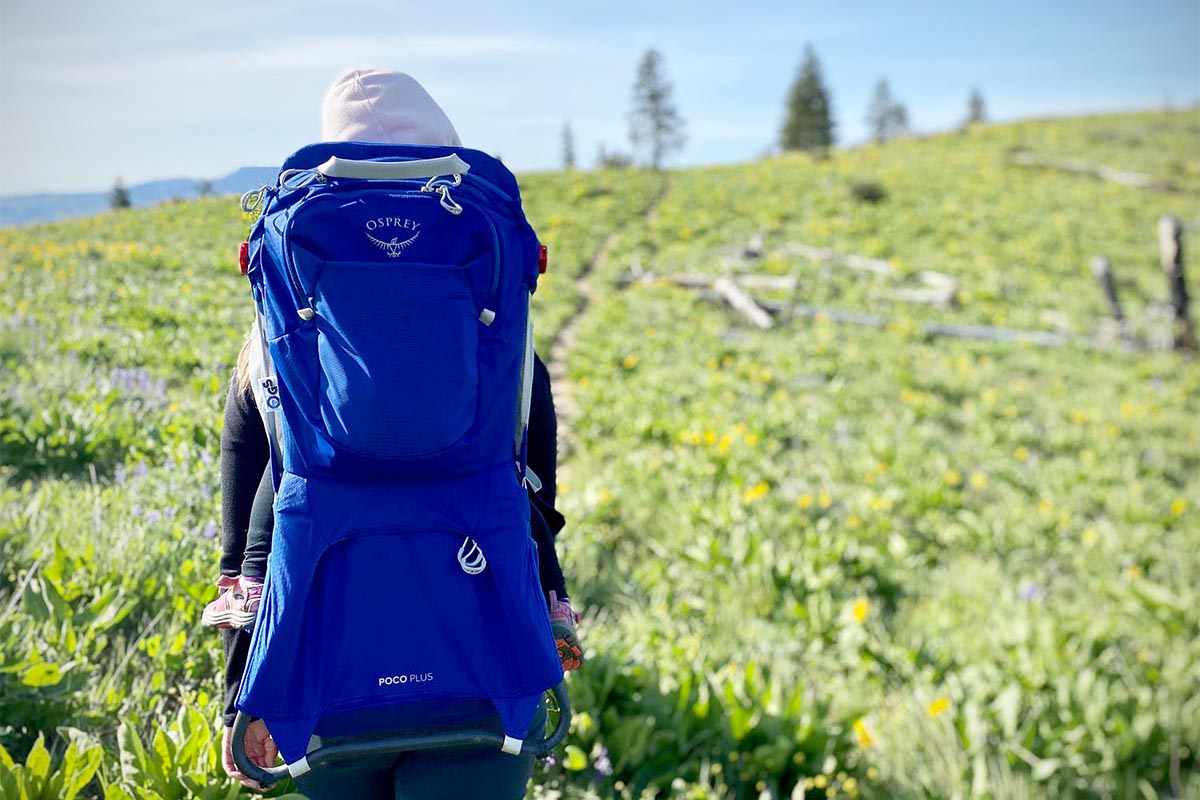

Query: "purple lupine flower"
(132, 505), (143, 518)
(1018, 583), (1046, 602)
(164, 507), (177, 520)
(594, 745), (612, 778)
(146, 510), (162, 525)
(134, 462), (149, 478)
(202, 521), (218, 539)
(200, 450), (214, 467)
(200, 483), (212, 502)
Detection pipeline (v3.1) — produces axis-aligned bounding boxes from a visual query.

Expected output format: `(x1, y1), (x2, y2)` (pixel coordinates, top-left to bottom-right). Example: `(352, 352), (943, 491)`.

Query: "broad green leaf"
(63, 743), (103, 800)
(24, 734), (50, 782)
(22, 662), (63, 688)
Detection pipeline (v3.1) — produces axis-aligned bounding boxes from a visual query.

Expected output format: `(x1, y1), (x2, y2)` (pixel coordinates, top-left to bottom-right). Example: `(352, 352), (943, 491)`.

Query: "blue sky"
(1, 0), (1197, 194)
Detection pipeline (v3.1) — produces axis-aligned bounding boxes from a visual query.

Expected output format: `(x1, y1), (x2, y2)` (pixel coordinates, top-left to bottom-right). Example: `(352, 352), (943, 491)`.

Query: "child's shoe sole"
(201, 606), (257, 629)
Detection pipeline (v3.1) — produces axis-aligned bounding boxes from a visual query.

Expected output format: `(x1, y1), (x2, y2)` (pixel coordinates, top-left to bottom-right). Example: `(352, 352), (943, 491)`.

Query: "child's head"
(321, 69), (461, 147)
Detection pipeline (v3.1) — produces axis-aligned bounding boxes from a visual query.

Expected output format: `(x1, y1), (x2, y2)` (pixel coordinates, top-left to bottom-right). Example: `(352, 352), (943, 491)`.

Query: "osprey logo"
(365, 216), (421, 258)
(260, 377), (281, 410)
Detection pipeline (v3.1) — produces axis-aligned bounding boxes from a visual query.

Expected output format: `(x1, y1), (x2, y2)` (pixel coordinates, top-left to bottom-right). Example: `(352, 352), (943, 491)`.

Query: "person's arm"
(219, 379), (271, 575)
(217, 378), (269, 726)
(216, 378), (279, 786)
(526, 354), (565, 535)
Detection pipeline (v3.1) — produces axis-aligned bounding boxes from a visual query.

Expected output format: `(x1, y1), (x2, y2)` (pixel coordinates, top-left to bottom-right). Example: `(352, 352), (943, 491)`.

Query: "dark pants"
(292, 701), (547, 800)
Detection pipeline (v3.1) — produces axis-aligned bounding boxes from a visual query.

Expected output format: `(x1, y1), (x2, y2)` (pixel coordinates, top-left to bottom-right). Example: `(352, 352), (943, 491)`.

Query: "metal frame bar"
(231, 682), (570, 789)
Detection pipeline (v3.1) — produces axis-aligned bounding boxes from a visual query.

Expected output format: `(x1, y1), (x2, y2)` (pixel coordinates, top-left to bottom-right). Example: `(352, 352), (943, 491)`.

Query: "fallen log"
(712, 276), (774, 329)
(754, 298), (1073, 347)
(619, 271), (797, 291)
(1010, 151), (1176, 192)
(778, 242), (894, 276)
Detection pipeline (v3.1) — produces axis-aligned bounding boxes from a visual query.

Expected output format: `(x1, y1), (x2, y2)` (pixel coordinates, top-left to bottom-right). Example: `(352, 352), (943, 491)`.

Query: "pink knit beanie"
(320, 69), (462, 146)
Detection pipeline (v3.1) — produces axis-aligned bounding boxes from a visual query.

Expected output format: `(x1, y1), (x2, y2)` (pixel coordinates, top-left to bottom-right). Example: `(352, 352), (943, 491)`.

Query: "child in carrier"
(202, 69), (582, 673)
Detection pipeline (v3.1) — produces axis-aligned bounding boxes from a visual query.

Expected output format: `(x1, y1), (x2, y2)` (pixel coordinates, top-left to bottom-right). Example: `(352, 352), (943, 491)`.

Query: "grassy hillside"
(1, 111), (1197, 799)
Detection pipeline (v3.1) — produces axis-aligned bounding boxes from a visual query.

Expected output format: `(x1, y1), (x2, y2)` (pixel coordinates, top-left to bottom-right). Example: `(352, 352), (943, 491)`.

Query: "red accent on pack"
(239, 242), (250, 275)
(538, 244), (548, 274)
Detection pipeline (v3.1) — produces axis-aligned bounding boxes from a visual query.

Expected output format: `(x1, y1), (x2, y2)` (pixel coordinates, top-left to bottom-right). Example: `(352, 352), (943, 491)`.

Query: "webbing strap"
(254, 311), (284, 490)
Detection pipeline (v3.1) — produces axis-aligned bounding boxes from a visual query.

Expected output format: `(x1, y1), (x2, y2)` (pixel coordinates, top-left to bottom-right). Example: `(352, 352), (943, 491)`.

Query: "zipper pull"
(421, 174), (464, 215)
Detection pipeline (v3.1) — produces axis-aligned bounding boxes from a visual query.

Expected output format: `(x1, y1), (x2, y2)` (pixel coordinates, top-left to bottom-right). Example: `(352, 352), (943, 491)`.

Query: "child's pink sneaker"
(548, 591), (583, 671)
(201, 575), (263, 630)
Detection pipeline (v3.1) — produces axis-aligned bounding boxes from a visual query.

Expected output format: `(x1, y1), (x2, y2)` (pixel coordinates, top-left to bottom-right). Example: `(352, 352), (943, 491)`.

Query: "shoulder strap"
(251, 313), (284, 490)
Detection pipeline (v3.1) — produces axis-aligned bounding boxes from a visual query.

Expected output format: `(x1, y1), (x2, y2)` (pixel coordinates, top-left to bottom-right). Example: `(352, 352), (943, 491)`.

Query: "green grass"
(2, 110), (1198, 799)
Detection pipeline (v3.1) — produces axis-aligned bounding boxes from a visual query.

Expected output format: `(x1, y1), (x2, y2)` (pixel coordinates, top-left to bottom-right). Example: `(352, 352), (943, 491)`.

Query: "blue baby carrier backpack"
(229, 142), (567, 787)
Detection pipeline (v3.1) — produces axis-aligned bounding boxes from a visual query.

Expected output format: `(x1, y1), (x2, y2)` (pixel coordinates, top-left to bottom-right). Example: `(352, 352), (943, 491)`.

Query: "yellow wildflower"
(852, 598), (870, 623)
(853, 719), (874, 747)
(969, 472), (988, 490)
(1037, 498), (1054, 514)
(927, 697), (950, 717)
(1081, 528), (1099, 548)
(742, 481), (769, 504)
(797, 494), (813, 510)
(622, 353), (640, 370)
(1170, 498), (1187, 517)
(818, 491), (832, 509)
(944, 469), (962, 487)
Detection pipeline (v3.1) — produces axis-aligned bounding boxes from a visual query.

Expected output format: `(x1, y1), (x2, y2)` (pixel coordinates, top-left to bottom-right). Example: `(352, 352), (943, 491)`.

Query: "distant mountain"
(0, 167), (279, 228)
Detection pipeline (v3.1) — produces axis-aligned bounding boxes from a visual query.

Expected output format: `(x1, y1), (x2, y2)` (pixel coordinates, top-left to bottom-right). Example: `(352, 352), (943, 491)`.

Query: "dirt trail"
(544, 178), (669, 447)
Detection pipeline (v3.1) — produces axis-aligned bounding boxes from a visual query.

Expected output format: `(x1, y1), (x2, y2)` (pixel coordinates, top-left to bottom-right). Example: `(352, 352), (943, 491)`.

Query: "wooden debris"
(1010, 151), (1176, 192)
(1158, 214), (1197, 351)
(755, 299), (1072, 347)
(778, 242), (894, 276)
(620, 271), (797, 292)
(1090, 256), (1126, 323)
(742, 232), (765, 259)
(712, 276), (773, 329)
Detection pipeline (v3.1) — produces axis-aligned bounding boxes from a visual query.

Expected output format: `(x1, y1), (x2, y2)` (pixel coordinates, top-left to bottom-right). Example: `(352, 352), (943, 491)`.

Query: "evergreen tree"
(780, 45), (835, 153)
(966, 88), (987, 125)
(110, 178), (131, 210)
(196, 179), (214, 197)
(562, 121), (576, 170)
(629, 49), (686, 170)
(866, 79), (909, 143)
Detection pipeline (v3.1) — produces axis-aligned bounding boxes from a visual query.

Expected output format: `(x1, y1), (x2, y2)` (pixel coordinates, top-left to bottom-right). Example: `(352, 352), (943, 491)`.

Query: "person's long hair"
(234, 331), (254, 394)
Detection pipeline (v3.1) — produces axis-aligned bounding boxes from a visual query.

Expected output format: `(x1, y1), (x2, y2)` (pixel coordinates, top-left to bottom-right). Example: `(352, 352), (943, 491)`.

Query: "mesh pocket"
(313, 261), (479, 458)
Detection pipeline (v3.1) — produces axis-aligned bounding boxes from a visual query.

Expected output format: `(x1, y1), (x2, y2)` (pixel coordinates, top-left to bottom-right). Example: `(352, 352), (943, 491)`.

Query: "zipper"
(456, 185), (504, 297)
(464, 172), (513, 204)
(281, 185), (504, 316)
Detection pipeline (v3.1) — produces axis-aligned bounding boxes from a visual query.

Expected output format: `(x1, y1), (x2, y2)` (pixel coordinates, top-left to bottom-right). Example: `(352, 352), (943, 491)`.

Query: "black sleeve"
(526, 354), (565, 535)
(219, 379), (270, 575)
(530, 499), (566, 600)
